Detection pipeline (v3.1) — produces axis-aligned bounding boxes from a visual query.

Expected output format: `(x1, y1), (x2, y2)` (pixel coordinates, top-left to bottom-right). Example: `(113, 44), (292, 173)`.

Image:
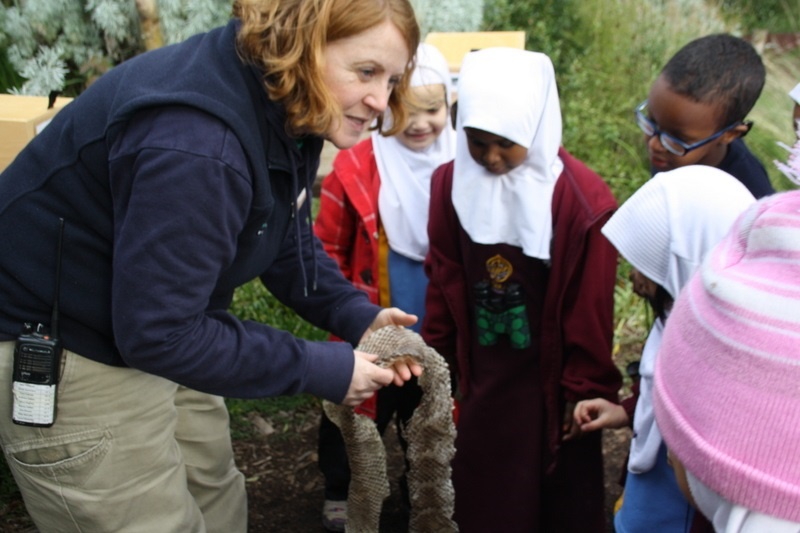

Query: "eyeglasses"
(634, 100), (751, 156)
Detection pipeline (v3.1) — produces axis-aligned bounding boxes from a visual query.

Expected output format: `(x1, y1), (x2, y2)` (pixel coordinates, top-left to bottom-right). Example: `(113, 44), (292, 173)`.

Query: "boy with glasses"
(603, 33), (773, 533)
(637, 33), (774, 198)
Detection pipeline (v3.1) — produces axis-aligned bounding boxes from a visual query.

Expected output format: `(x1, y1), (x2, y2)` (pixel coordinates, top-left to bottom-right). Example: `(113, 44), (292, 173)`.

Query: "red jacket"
(422, 147), (622, 464)
(314, 138), (382, 306)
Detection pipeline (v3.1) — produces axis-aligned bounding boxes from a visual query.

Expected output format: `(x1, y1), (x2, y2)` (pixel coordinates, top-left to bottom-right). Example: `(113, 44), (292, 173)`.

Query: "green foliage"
(747, 47), (800, 192)
(229, 279), (328, 341)
(0, 0), (232, 96)
(612, 275), (650, 393)
(1, 0), (139, 95)
(482, 0), (583, 78)
(226, 394), (320, 440)
(156, 0), (233, 45)
(0, 46), (24, 93)
(413, 0), (484, 36)
(720, 0), (800, 33)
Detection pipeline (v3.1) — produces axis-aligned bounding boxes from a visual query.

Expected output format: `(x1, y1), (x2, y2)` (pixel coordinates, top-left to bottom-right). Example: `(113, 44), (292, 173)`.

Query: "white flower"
(775, 121), (800, 186)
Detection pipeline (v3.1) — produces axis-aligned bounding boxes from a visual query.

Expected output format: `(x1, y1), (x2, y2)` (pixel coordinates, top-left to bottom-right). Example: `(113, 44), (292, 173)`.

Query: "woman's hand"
(573, 398), (629, 432)
(341, 351), (396, 406)
(342, 350), (424, 406)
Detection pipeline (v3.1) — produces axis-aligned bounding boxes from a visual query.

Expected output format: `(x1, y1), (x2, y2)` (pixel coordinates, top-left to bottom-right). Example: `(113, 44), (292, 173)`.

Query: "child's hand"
(562, 402), (581, 441)
(358, 308), (423, 386)
(385, 355), (424, 387)
(573, 398), (629, 432)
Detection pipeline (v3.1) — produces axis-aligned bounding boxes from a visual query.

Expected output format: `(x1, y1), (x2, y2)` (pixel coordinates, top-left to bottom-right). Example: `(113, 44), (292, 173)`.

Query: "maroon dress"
(422, 148), (621, 532)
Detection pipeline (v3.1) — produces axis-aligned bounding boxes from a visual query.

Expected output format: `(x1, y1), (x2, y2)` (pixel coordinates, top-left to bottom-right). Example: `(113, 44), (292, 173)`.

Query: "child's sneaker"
(322, 500), (347, 532)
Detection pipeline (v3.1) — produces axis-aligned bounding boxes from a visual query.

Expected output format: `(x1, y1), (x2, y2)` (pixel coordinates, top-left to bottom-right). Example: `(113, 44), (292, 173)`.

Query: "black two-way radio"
(12, 217), (65, 427)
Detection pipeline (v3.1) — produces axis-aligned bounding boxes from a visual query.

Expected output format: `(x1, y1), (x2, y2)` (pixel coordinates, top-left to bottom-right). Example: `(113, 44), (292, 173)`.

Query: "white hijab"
(373, 43), (456, 261)
(451, 47), (563, 260)
(601, 166), (756, 473)
(687, 471), (800, 533)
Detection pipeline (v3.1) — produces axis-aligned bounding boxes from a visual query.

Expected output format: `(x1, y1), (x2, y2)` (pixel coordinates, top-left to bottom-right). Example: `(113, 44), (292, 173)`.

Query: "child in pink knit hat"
(653, 191), (800, 531)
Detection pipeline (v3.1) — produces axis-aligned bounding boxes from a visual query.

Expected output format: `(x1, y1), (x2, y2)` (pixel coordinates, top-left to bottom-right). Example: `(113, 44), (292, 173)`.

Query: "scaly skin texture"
(323, 325), (458, 533)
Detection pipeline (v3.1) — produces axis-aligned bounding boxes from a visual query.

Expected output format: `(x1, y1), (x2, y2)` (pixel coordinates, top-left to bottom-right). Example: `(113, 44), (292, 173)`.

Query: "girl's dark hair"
(650, 284), (673, 322)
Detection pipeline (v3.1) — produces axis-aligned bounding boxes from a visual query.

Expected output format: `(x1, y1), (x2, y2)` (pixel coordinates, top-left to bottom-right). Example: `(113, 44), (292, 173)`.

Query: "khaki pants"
(0, 342), (246, 532)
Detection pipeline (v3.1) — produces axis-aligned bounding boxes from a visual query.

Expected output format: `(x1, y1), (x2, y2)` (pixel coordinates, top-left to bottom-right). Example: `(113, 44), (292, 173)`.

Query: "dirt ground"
(238, 405), (631, 533)
(0, 401), (631, 532)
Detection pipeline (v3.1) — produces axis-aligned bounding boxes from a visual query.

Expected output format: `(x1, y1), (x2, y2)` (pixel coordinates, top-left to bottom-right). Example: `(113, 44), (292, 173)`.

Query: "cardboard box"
(0, 94), (73, 172)
(424, 31), (526, 73)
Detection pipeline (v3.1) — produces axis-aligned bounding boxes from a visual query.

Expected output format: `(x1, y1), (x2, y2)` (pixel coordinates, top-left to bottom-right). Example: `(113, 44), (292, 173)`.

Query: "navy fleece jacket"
(0, 21), (379, 402)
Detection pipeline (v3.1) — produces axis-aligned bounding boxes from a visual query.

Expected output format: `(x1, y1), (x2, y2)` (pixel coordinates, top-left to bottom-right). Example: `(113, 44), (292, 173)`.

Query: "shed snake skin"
(323, 325), (458, 532)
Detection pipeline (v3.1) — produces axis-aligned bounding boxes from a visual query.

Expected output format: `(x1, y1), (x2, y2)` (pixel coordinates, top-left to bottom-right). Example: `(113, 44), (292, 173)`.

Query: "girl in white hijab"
(422, 47), (620, 532)
(574, 166), (755, 533)
(452, 47), (563, 260)
(375, 42), (456, 263)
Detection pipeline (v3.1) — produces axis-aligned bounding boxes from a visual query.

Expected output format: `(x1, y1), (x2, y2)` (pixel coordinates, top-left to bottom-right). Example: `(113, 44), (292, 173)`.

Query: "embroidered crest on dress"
(475, 254), (531, 349)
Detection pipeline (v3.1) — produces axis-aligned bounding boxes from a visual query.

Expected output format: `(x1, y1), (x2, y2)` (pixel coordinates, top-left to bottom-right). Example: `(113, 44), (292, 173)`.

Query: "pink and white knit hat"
(653, 190), (800, 521)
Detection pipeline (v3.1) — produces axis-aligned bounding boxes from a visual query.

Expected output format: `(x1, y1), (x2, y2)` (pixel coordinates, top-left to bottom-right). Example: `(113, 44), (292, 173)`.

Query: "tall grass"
(0, 46), (23, 92)
(747, 47), (800, 191)
(721, 0), (800, 33)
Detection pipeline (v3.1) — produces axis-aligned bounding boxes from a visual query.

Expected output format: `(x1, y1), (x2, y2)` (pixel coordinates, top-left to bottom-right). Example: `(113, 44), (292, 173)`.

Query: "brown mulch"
(0, 401), (631, 532)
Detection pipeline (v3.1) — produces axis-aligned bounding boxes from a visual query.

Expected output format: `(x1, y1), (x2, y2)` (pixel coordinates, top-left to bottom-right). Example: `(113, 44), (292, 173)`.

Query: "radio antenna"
(51, 218), (65, 339)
